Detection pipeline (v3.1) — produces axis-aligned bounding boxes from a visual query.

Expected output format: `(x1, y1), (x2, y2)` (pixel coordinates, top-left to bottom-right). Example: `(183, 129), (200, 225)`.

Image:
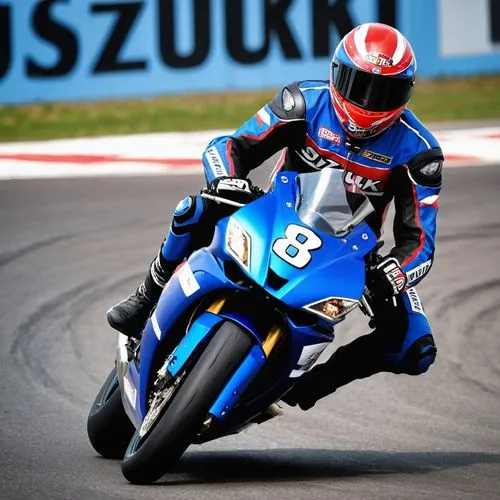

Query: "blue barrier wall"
(1, 0), (499, 104)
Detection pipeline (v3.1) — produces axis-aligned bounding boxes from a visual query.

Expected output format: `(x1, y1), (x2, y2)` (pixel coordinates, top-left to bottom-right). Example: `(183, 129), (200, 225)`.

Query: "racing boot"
(107, 251), (177, 338)
(281, 332), (388, 410)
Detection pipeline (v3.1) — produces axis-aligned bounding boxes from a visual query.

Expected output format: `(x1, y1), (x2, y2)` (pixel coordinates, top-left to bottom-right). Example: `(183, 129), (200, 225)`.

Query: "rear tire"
(87, 368), (135, 459)
(121, 321), (252, 484)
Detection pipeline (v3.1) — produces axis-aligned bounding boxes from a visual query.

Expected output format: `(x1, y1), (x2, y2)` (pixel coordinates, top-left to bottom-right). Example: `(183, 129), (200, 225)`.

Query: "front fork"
(207, 322), (284, 419)
(155, 294), (286, 422)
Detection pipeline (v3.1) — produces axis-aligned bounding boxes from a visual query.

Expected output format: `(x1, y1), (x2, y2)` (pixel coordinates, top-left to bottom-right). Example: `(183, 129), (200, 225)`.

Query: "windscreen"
(296, 168), (374, 236)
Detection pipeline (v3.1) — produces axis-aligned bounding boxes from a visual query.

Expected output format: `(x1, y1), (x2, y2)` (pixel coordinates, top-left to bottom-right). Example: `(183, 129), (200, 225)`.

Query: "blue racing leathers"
(201, 80), (443, 288)
(162, 80), (443, 386)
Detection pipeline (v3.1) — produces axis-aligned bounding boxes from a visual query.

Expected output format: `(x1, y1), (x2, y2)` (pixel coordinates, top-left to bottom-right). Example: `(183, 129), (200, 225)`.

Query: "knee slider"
(172, 195), (206, 232)
(397, 334), (437, 375)
(173, 196), (195, 222)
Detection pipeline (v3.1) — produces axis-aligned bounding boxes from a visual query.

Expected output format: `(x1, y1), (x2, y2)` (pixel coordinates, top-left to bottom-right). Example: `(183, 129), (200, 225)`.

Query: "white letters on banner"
(1, 0), (499, 104)
(439, 0), (500, 56)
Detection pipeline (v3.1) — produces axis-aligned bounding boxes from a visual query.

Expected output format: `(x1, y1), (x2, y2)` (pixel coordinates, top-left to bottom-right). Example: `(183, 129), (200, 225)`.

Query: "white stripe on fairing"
(392, 31), (406, 65)
(401, 119), (431, 149)
(151, 311), (162, 340)
(353, 24), (369, 56)
(420, 195), (439, 205)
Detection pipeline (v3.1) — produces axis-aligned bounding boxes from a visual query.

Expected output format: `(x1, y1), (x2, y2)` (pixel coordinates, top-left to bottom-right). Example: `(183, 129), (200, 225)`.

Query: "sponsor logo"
(346, 120), (376, 138)
(318, 126), (341, 145)
(386, 262), (407, 293)
(407, 260), (432, 284)
(347, 121), (358, 133)
(290, 342), (330, 378)
(296, 146), (341, 170)
(178, 262), (200, 297)
(204, 146), (226, 178)
(361, 149), (393, 165)
(217, 178), (249, 192)
(344, 171), (382, 196)
(407, 287), (425, 315)
(365, 52), (393, 67)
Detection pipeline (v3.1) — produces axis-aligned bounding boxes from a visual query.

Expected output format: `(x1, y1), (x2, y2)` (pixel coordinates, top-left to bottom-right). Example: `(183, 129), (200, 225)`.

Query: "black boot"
(107, 252), (176, 337)
(281, 333), (389, 410)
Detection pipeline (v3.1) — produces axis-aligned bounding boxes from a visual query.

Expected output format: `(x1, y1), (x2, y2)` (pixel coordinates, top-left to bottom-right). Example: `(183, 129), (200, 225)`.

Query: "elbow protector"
(269, 82), (307, 121)
(408, 147), (444, 187)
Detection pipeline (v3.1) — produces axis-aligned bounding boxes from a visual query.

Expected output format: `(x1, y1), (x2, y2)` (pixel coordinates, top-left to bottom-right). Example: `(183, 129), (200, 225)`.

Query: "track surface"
(1, 166), (499, 499)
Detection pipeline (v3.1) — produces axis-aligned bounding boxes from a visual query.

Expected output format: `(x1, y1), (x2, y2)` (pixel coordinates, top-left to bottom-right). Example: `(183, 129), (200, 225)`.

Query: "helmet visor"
(331, 62), (414, 112)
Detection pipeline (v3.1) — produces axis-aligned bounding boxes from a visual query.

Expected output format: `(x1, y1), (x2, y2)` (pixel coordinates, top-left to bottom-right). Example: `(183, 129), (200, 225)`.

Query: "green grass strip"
(1, 75), (499, 142)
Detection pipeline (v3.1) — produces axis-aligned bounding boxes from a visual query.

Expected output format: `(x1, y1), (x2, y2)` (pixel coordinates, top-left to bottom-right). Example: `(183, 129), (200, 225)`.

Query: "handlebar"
(200, 192), (246, 207)
(200, 183), (265, 207)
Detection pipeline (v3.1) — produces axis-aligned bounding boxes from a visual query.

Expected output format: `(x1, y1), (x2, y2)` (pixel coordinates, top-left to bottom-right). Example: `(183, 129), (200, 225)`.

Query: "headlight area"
(303, 297), (360, 322)
(226, 218), (251, 269)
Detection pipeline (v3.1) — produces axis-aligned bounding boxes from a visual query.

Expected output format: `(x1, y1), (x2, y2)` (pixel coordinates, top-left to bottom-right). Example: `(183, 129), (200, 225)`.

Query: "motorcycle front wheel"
(121, 321), (252, 484)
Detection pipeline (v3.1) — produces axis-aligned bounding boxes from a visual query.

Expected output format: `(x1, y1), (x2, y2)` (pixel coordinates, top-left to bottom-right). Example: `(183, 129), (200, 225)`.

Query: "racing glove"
(368, 256), (407, 296)
(207, 176), (263, 203)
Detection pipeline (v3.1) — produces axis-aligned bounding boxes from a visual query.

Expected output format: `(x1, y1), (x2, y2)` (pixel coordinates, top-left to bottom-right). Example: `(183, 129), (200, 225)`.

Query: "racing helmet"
(330, 22), (417, 139)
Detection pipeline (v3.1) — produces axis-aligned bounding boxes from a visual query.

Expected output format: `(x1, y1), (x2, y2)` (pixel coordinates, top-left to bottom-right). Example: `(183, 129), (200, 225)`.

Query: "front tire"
(121, 321), (252, 484)
(87, 368), (135, 459)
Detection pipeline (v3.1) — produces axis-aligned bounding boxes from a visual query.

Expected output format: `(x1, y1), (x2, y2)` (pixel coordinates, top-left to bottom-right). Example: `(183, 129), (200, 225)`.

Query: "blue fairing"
(136, 249), (244, 419)
(209, 315), (333, 419)
(208, 171), (376, 306)
(210, 344), (267, 418)
(127, 169), (377, 428)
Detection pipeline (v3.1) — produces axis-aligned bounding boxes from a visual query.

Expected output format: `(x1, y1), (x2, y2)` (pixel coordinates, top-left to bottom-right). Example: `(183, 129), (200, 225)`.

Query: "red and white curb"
(0, 127), (499, 180)
(434, 127), (500, 167)
(0, 132), (209, 179)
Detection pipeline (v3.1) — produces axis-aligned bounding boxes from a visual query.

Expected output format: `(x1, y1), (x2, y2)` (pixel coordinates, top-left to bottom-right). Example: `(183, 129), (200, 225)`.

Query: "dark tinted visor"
(332, 62), (414, 112)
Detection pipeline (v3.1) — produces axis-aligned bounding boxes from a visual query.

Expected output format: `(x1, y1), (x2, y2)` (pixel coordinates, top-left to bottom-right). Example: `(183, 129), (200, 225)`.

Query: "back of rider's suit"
(169, 80), (443, 376)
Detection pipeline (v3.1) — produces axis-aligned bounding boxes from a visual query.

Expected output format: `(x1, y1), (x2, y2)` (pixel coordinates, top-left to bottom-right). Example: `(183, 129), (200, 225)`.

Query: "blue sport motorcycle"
(87, 168), (378, 484)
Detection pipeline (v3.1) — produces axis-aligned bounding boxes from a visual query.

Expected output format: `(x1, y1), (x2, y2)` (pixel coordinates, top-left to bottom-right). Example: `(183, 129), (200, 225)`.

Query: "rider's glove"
(368, 256), (407, 296)
(207, 176), (261, 203)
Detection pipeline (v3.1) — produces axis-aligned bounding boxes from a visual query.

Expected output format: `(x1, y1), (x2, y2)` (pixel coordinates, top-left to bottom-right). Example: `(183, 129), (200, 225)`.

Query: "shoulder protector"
(408, 147), (444, 187)
(269, 82), (306, 121)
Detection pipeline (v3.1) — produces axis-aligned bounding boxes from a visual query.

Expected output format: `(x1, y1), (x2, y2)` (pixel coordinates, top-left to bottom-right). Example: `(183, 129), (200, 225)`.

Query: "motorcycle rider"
(107, 22), (443, 410)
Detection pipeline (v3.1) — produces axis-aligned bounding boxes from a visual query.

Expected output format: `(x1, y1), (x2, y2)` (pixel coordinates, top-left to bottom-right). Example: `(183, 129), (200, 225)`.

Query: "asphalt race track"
(1, 165), (499, 499)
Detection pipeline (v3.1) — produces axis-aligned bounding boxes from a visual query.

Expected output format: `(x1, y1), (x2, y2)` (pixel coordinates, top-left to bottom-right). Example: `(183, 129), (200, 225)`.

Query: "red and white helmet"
(330, 23), (417, 140)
